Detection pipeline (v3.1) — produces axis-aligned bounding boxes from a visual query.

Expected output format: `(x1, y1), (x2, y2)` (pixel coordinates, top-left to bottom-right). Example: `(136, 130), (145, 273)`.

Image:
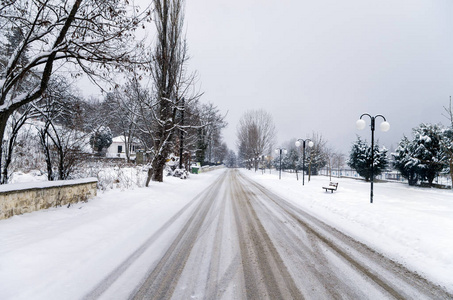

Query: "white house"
(106, 135), (141, 159)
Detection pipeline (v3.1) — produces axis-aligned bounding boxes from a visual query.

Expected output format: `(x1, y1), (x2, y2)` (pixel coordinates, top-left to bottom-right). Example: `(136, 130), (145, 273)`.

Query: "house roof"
(112, 136), (126, 143)
(111, 135), (140, 144)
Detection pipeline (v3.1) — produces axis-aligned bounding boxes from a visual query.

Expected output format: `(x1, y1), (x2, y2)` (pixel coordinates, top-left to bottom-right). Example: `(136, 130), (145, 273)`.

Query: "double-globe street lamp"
(275, 148), (287, 180)
(356, 113), (390, 204)
(295, 139), (314, 185)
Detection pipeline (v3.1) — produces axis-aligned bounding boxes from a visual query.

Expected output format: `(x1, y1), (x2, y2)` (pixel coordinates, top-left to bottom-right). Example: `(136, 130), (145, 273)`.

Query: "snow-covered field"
(0, 168), (452, 299)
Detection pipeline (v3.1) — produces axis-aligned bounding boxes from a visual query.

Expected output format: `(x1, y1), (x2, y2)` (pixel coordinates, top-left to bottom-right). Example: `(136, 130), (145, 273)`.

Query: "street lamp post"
(275, 148), (287, 179)
(295, 139), (314, 185)
(356, 113), (390, 203)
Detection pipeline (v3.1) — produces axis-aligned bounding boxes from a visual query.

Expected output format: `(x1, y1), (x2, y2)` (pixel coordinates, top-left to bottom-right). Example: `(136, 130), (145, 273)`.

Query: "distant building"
(106, 136), (141, 159)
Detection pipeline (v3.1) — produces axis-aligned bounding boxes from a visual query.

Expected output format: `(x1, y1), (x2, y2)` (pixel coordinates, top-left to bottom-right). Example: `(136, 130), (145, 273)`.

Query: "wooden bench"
(323, 182), (338, 193)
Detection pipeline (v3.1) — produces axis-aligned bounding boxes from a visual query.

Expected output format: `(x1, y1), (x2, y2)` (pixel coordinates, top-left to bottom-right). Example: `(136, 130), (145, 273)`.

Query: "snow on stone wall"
(0, 178), (98, 220)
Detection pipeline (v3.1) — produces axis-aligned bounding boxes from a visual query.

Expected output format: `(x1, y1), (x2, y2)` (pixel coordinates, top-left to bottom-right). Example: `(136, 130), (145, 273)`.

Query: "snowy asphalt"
(86, 169), (451, 299)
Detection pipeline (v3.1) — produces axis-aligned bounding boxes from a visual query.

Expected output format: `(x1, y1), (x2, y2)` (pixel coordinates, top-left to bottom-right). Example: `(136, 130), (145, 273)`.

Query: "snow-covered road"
(102, 169), (450, 299)
(1, 168), (452, 299)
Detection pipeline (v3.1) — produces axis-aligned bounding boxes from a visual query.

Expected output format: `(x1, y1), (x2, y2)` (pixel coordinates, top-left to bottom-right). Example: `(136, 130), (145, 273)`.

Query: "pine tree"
(90, 127), (113, 155)
(285, 148), (299, 172)
(412, 124), (444, 185)
(348, 136), (388, 181)
(393, 136), (419, 186)
(393, 124), (444, 186)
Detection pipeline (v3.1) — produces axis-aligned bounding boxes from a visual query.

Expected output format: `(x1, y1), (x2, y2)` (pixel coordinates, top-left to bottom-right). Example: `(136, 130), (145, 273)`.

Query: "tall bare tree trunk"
(0, 113), (10, 184)
(145, 0), (185, 185)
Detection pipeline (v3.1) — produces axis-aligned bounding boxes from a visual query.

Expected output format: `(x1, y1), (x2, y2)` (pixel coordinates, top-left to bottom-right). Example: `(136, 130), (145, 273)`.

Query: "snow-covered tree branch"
(0, 0), (151, 181)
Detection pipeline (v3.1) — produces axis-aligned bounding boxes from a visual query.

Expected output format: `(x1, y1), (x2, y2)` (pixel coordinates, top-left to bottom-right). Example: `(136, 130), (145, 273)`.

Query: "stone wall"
(0, 178), (98, 220)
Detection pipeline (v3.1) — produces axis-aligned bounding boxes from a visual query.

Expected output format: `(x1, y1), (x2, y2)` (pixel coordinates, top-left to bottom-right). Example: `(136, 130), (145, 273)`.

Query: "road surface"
(86, 169), (451, 299)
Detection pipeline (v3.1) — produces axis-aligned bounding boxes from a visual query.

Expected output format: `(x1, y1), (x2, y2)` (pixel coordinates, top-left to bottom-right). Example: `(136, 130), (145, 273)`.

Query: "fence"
(318, 168), (452, 187)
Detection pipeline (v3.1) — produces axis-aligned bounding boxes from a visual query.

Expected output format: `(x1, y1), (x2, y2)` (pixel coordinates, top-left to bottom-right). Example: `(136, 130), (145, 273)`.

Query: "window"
(118, 145), (122, 153)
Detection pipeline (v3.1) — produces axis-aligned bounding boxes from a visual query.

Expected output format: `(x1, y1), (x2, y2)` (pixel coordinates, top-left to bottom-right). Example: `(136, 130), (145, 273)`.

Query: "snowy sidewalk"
(242, 169), (453, 294)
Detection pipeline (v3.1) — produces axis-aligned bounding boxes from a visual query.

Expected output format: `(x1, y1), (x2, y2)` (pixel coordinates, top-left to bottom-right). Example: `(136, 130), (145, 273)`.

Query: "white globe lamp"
(356, 119), (366, 130)
(380, 121), (390, 132)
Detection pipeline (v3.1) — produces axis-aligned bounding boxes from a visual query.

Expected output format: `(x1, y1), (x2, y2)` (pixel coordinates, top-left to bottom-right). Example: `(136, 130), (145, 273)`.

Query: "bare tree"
(236, 109), (276, 170)
(0, 0), (150, 177)
(144, 0), (204, 184)
(1, 104), (37, 183)
(104, 77), (147, 162)
(306, 132), (328, 180)
(325, 147), (345, 180)
(442, 97), (453, 187)
(333, 152), (346, 177)
(33, 76), (90, 180)
(192, 102), (227, 165)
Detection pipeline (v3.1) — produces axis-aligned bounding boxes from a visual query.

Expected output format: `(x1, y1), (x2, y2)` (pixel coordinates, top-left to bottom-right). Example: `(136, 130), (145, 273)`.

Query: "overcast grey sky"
(183, 0), (453, 154)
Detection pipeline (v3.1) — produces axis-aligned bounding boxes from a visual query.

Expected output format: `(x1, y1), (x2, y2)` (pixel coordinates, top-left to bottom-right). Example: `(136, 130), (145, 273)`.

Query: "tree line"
(235, 109), (345, 180)
(0, 0), (228, 184)
(236, 106), (453, 189)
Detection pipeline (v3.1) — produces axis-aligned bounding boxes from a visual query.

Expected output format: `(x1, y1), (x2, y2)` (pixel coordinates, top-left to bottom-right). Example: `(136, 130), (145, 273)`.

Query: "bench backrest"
(329, 182), (338, 188)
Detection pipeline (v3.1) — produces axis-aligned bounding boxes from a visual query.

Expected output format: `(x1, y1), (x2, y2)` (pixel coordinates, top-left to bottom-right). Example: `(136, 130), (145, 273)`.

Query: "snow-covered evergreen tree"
(393, 123), (444, 186)
(284, 148), (299, 172)
(90, 126), (113, 155)
(348, 136), (388, 181)
(307, 146), (327, 176)
(393, 136), (419, 186)
(273, 153), (286, 171)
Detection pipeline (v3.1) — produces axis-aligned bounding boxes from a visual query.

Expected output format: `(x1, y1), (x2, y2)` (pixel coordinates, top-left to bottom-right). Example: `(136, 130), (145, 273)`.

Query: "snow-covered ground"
(243, 169), (453, 294)
(0, 169), (224, 300)
(0, 168), (452, 299)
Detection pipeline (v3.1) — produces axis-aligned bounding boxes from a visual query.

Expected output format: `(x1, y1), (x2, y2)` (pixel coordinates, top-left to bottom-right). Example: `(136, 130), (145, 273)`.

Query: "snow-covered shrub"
(78, 161), (147, 191)
(173, 168), (189, 179)
(348, 136), (388, 182)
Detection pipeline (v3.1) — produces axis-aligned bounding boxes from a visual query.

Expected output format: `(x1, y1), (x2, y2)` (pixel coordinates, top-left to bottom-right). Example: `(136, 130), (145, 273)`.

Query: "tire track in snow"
(129, 172), (227, 299)
(237, 171), (453, 299)
(83, 172), (227, 300)
(88, 169), (452, 299)
(170, 169), (247, 299)
(170, 170), (231, 299)
(230, 171), (305, 299)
